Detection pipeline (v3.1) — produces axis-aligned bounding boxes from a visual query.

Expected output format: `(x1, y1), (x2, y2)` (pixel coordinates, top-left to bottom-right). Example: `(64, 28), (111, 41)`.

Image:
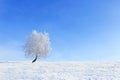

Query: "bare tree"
(23, 30), (51, 63)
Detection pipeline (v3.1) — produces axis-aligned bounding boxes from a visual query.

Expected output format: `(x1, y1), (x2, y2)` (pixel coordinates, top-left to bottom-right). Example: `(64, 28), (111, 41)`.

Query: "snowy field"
(0, 61), (120, 80)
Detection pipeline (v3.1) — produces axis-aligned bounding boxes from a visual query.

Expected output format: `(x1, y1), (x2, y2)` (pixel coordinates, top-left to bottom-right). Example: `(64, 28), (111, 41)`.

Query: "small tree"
(23, 30), (51, 63)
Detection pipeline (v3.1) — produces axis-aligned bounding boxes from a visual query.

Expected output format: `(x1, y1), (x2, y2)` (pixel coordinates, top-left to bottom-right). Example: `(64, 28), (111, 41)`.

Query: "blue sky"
(0, 0), (120, 61)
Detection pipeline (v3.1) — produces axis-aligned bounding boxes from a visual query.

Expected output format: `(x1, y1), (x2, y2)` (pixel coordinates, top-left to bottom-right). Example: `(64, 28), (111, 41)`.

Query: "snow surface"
(0, 61), (120, 80)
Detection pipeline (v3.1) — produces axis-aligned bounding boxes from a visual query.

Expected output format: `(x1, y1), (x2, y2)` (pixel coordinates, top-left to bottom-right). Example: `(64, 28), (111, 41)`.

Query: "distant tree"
(23, 30), (51, 63)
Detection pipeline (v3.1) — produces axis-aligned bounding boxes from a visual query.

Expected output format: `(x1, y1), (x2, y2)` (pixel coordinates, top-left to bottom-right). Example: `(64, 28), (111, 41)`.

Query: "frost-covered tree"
(23, 30), (51, 63)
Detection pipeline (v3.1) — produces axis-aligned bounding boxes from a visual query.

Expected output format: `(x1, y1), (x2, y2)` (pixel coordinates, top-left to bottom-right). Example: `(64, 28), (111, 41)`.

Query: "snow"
(0, 61), (120, 80)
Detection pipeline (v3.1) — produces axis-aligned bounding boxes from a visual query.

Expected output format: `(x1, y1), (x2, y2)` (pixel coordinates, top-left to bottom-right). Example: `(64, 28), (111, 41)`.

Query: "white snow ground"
(0, 61), (120, 80)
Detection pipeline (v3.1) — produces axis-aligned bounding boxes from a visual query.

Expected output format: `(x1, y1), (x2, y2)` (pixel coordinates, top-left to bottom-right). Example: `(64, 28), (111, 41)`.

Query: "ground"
(0, 61), (120, 80)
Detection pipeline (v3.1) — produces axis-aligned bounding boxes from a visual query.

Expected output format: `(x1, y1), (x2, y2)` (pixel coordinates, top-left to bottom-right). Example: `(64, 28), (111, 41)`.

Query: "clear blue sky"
(0, 0), (120, 61)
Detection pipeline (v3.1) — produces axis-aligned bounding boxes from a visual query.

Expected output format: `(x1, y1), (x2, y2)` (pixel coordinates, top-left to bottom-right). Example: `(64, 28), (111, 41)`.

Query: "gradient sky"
(0, 0), (120, 61)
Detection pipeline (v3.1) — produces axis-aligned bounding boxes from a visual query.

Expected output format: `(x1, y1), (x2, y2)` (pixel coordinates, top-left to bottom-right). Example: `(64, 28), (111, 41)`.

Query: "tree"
(23, 30), (51, 63)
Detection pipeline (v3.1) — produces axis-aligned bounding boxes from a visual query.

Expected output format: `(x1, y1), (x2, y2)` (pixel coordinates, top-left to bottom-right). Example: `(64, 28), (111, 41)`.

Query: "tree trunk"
(32, 55), (37, 63)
